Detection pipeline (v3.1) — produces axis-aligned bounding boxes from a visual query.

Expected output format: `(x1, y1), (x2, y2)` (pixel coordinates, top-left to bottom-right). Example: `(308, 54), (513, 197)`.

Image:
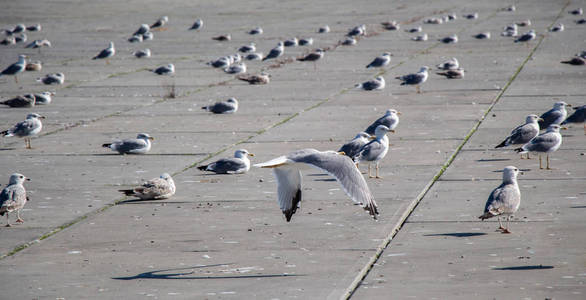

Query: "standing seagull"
(356, 76), (385, 91)
(338, 132), (372, 159)
(396, 66), (429, 93)
(364, 109), (400, 135)
(0, 173), (30, 227)
(538, 101), (570, 130)
(478, 166), (521, 234)
(515, 125), (563, 169)
(495, 114), (541, 158)
(119, 173), (176, 200)
(92, 42), (115, 64)
(366, 52), (391, 68)
(102, 133), (154, 154)
(562, 105), (586, 134)
(354, 125), (394, 178)
(254, 149), (378, 221)
(263, 42), (284, 61)
(0, 54), (26, 83)
(198, 149), (254, 174)
(1, 113), (44, 149)
(202, 98), (238, 114)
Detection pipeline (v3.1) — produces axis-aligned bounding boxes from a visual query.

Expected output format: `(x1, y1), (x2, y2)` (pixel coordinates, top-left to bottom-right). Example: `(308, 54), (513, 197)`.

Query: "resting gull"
(34, 91), (54, 105)
(353, 125), (394, 178)
(364, 109), (400, 135)
(237, 72), (270, 84)
(26, 39), (52, 50)
(318, 25), (330, 33)
(341, 37), (357, 46)
(151, 16), (168, 29)
(338, 132), (372, 159)
(151, 64), (175, 75)
(366, 52), (391, 68)
(37, 73), (64, 85)
(224, 63), (246, 74)
(238, 42), (256, 53)
(0, 54), (26, 83)
(284, 37), (298, 47)
(495, 114), (541, 158)
(347, 24), (366, 36)
(562, 105), (586, 134)
(254, 148), (378, 221)
(92, 42), (115, 64)
(1, 113), (44, 149)
(299, 38), (313, 46)
(198, 149), (253, 174)
(133, 24), (149, 36)
(478, 166), (521, 234)
(381, 21), (399, 30)
(550, 23), (564, 32)
(202, 97), (238, 114)
(561, 57), (585, 65)
(515, 124), (562, 169)
(437, 68), (464, 79)
(473, 32), (491, 39)
(412, 33), (428, 41)
(102, 133), (154, 155)
(570, 8), (583, 15)
(396, 66), (429, 93)
(128, 34), (143, 43)
(297, 49), (324, 69)
(263, 42), (284, 61)
(516, 19), (531, 27)
(0, 94), (35, 108)
(245, 53), (263, 61)
(539, 101), (570, 130)
(406, 26), (422, 33)
(190, 19), (203, 30)
(463, 12), (479, 19)
(0, 173), (30, 227)
(436, 57), (459, 70)
(212, 34), (231, 41)
(25, 61), (42, 71)
(248, 26), (263, 35)
(514, 30), (536, 44)
(356, 76), (385, 91)
(439, 34), (458, 44)
(119, 173), (176, 200)
(133, 48), (151, 58)
(142, 32), (154, 41)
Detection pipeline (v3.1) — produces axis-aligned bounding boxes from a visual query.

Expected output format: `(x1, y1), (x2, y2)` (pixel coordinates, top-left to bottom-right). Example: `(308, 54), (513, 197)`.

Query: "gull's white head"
(502, 166), (520, 183)
(9, 173), (28, 185)
(419, 66), (430, 73)
(160, 173), (173, 181)
(137, 133), (154, 141)
(235, 149), (254, 158)
(553, 101), (569, 109)
(26, 113), (45, 120)
(109, 41), (114, 48)
(545, 124), (561, 133)
(525, 114), (540, 123)
(374, 125), (393, 138)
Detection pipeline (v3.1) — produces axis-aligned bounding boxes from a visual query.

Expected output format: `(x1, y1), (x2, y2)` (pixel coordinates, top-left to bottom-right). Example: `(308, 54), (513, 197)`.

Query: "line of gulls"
(1, 6), (585, 230)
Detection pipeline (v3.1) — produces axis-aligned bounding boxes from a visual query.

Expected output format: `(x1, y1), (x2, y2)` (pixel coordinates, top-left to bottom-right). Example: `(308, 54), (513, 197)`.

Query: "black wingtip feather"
(197, 165), (208, 171)
(102, 143), (112, 148)
(118, 189), (135, 196)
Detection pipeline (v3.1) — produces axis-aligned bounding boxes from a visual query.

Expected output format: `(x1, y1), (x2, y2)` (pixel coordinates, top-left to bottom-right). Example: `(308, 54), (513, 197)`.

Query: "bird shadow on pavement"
(492, 265), (554, 271)
(112, 264), (303, 280)
(424, 232), (487, 238)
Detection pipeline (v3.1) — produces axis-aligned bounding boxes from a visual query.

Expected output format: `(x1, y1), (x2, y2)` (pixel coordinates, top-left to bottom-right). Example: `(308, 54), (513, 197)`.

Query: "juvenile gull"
(381, 21), (399, 30)
(284, 37), (299, 47)
(245, 52), (263, 61)
(198, 149), (253, 174)
(25, 61), (42, 71)
(37, 73), (64, 85)
(436, 57), (459, 70)
(338, 132), (372, 160)
(202, 97), (238, 114)
(0, 54), (26, 83)
(151, 64), (175, 75)
(495, 114), (541, 158)
(224, 63), (246, 74)
(364, 109), (400, 135)
(515, 125), (562, 169)
(102, 133), (154, 155)
(237, 72), (270, 84)
(437, 68), (464, 79)
(212, 34), (231, 41)
(514, 30), (536, 44)
(133, 48), (151, 58)
(354, 125), (394, 178)
(562, 105), (586, 134)
(34, 91), (54, 105)
(238, 42), (256, 53)
(366, 52), (391, 68)
(254, 148), (378, 221)
(119, 173), (176, 200)
(473, 32), (491, 39)
(396, 66), (429, 93)
(0, 173), (30, 227)
(92, 42), (115, 64)
(478, 166), (521, 234)
(0, 94), (35, 107)
(539, 101), (570, 130)
(412, 33), (428, 41)
(248, 27), (263, 35)
(424, 18), (443, 24)
(151, 16), (168, 28)
(1, 113), (44, 149)
(299, 38), (313, 46)
(190, 19), (203, 30)
(561, 57), (585, 65)
(263, 42), (284, 61)
(356, 76), (385, 91)
(318, 25), (330, 33)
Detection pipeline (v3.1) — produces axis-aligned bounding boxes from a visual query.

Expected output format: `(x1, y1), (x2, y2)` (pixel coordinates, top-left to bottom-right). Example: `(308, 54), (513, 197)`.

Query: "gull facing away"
(151, 64), (175, 75)
(133, 48), (151, 58)
(119, 173), (176, 200)
(436, 68), (465, 79)
(562, 105), (586, 134)
(353, 125), (394, 178)
(102, 133), (154, 154)
(515, 124), (563, 169)
(1, 113), (45, 149)
(202, 97), (238, 114)
(381, 20), (399, 30)
(364, 109), (400, 135)
(0, 94), (35, 108)
(539, 101), (571, 130)
(254, 149), (378, 221)
(198, 149), (254, 174)
(237, 72), (270, 85)
(37, 73), (64, 85)
(0, 173), (30, 227)
(263, 42), (284, 61)
(356, 76), (385, 91)
(478, 166), (521, 234)
(338, 132), (372, 160)
(92, 42), (115, 64)
(396, 66), (429, 93)
(366, 52), (391, 68)
(0, 54), (26, 83)
(190, 19), (203, 30)
(495, 114), (541, 158)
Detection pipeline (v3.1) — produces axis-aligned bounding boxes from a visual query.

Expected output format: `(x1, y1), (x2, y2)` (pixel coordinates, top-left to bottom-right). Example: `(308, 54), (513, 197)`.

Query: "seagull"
(424, 18), (443, 24)
(463, 12), (479, 19)
(238, 43), (256, 53)
(190, 19), (203, 30)
(412, 33), (428, 41)
(318, 25), (330, 33)
(364, 109), (400, 135)
(151, 16), (168, 28)
(14, 33), (26, 43)
(254, 148), (378, 221)
(299, 38), (313, 46)
(26, 24), (41, 31)
(245, 52), (263, 61)
(119, 173), (176, 200)
(202, 97), (238, 114)
(539, 101), (571, 130)
(0, 36), (15, 45)
(514, 30), (536, 44)
(36, 73), (64, 85)
(133, 48), (151, 58)
(436, 57), (459, 70)
(263, 42), (284, 61)
(212, 34), (231, 41)
(381, 21), (400, 30)
(248, 26), (263, 35)
(133, 24), (150, 36)
(516, 19), (531, 27)
(341, 37), (357, 46)
(8, 24), (26, 34)
(495, 114), (541, 158)
(92, 42), (115, 64)
(237, 72), (270, 84)
(366, 52), (391, 68)
(1, 113), (45, 149)
(338, 132), (372, 160)
(515, 125), (563, 169)
(478, 166), (521, 234)
(128, 34), (143, 43)
(224, 63), (246, 74)
(297, 49), (324, 69)
(396, 66), (429, 93)
(436, 68), (465, 79)
(406, 26), (422, 33)
(0, 173), (30, 227)
(142, 31), (154, 41)
(102, 133), (154, 155)
(562, 105), (586, 134)
(439, 34), (458, 44)
(0, 54), (26, 83)
(473, 32), (491, 39)
(284, 37), (299, 47)
(549, 23), (564, 32)
(561, 57), (585, 65)
(0, 94), (35, 108)
(25, 61), (42, 71)
(151, 64), (175, 75)
(347, 24), (366, 36)
(208, 56), (231, 68)
(34, 91), (54, 105)
(353, 125), (394, 178)
(447, 13), (457, 20)
(26, 39), (52, 50)
(576, 18), (586, 24)
(356, 76), (385, 91)
(198, 149), (254, 174)
(569, 8), (583, 15)
(501, 24), (518, 37)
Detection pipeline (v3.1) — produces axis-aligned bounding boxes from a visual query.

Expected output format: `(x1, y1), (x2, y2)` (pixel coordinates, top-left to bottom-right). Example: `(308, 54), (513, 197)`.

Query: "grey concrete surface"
(0, 0), (584, 299)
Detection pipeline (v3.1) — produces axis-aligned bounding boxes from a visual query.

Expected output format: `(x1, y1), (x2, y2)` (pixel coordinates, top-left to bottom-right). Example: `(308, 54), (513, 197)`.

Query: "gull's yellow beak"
(248, 153), (255, 157)
(149, 137), (155, 141)
(397, 111), (402, 115)
(538, 118), (544, 121)
(389, 129), (396, 133)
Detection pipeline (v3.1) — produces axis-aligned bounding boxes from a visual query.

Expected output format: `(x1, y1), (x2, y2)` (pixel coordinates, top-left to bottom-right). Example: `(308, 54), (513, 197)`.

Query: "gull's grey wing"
(208, 102), (235, 113)
(523, 133), (560, 152)
(507, 123), (539, 145)
(366, 57), (386, 68)
(483, 183), (519, 217)
(539, 109), (564, 129)
(273, 167), (302, 222)
(10, 119), (36, 136)
(1, 63), (23, 75)
(0, 185), (26, 213)
(563, 106), (586, 124)
(115, 139), (148, 154)
(365, 117), (395, 135)
(355, 140), (385, 162)
(400, 73), (424, 85)
(208, 158), (247, 174)
(362, 80), (382, 90)
(95, 49), (112, 59)
(339, 139), (367, 159)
